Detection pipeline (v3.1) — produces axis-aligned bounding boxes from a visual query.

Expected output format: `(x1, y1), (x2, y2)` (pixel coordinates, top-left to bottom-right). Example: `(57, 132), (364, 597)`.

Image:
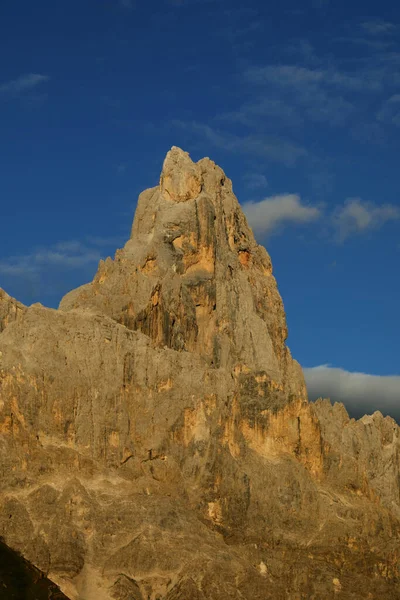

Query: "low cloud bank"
(304, 364), (400, 424)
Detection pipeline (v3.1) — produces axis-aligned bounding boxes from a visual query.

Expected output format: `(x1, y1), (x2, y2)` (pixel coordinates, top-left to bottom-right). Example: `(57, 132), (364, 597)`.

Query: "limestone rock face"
(0, 288), (26, 334)
(0, 147), (399, 600)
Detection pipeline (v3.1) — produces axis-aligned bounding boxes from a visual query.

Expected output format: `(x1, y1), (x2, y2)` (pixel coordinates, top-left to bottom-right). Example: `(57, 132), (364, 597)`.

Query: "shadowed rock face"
(0, 147), (399, 600)
(0, 538), (69, 599)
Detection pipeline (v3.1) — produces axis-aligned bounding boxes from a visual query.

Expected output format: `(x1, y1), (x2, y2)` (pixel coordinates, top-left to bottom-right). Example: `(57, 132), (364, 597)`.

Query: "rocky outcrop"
(0, 147), (399, 599)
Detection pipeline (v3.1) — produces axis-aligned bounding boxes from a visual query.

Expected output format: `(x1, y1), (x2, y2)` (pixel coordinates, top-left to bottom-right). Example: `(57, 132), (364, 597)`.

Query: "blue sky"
(1, 0), (399, 420)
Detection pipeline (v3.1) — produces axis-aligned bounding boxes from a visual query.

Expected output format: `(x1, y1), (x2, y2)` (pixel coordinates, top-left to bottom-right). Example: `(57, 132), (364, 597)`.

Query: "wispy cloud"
(242, 173), (268, 190)
(0, 236), (126, 304)
(332, 197), (400, 242)
(240, 44), (400, 134)
(242, 64), (357, 127)
(304, 364), (400, 423)
(360, 19), (397, 36)
(0, 239), (118, 278)
(239, 134), (308, 166)
(283, 39), (322, 66)
(216, 8), (261, 53)
(219, 98), (302, 129)
(170, 119), (307, 167)
(242, 194), (321, 235)
(172, 119), (307, 166)
(335, 36), (395, 51)
(245, 64), (381, 92)
(116, 163), (127, 174)
(119, 0), (134, 8)
(0, 73), (49, 96)
(167, 0), (219, 5)
(377, 94), (400, 127)
(85, 235), (126, 247)
(350, 122), (387, 145)
(312, 0), (329, 8)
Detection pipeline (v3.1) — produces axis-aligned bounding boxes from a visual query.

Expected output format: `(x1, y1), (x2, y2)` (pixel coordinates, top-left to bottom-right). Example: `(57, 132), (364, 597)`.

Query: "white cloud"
(0, 73), (49, 95)
(242, 195), (399, 241)
(333, 197), (400, 242)
(304, 364), (400, 423)
(242, 194), (321, 235)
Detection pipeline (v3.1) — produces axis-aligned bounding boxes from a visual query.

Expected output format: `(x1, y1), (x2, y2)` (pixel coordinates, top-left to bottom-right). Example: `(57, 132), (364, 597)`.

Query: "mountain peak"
(59, 147), (305, 400)
(160, 146), (202, 203)
(159, 146), (230, 203)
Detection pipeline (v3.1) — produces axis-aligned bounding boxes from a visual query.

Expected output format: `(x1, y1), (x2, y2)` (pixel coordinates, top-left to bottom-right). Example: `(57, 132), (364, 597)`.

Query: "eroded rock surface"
(0, 147), (399, 599)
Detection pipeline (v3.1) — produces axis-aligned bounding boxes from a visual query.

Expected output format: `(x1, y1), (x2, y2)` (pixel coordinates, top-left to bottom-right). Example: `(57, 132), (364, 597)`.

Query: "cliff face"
(0, 147), (399, 600)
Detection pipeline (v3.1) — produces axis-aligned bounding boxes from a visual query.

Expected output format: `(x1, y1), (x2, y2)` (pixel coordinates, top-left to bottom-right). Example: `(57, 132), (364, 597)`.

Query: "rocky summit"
(0, 147), (399, 600)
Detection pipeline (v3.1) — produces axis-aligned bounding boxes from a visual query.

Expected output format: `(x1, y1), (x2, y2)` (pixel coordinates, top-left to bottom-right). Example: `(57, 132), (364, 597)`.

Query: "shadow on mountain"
(0, 538), (69, 600)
